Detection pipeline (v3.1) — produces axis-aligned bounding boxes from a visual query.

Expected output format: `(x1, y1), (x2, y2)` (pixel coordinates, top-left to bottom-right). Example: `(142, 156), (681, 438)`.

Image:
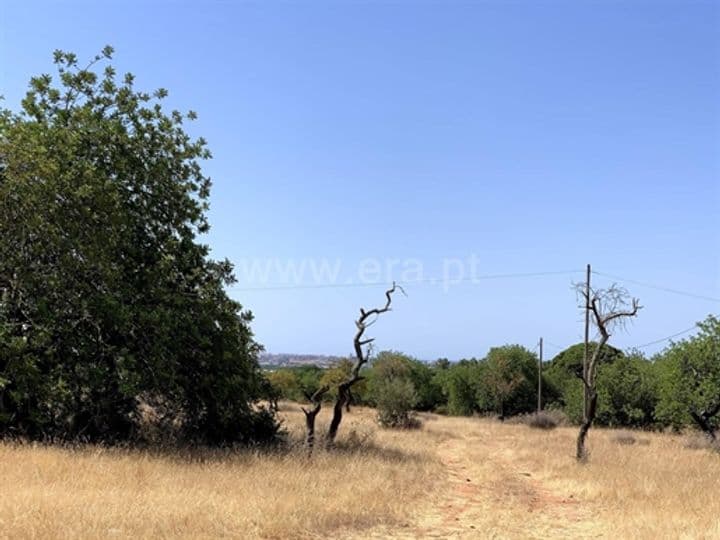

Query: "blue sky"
(2, 1), (719, 360)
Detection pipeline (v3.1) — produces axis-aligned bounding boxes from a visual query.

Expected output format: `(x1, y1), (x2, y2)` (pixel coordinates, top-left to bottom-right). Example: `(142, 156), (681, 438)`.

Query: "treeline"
(267, 314), (720, 432)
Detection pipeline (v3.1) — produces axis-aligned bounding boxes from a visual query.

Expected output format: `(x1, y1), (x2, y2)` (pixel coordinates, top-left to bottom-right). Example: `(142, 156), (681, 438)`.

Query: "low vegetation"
(0, 403), (440, 539)
(3, 403), (720, 539)
(511, 409), (567, 430)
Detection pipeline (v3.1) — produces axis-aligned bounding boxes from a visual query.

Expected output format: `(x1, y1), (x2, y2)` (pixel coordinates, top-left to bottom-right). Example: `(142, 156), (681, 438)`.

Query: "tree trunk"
(345, 388), (352, 412)
(576, 391), (597, 461)
(303, 407), (320, 456)
(326, 384), (350, 448)
(301, 387), (328, 456)
(690, 410), (717, 442)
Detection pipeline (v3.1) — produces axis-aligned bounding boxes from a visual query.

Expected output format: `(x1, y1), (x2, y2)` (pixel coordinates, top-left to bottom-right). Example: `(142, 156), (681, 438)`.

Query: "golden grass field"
(2, 402), (720, 539)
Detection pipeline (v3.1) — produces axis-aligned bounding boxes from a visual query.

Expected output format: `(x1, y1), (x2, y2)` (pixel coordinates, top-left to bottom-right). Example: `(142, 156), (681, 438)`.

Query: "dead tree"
(575, 284), (640, 461)
(300, 386), (329, 456)
(325, 282), (404, 448)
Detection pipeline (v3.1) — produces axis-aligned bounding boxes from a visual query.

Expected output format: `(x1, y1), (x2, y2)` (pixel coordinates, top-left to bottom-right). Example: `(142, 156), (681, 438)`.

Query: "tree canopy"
(655, 315), (720, 436)
(0, 48), (276, 444)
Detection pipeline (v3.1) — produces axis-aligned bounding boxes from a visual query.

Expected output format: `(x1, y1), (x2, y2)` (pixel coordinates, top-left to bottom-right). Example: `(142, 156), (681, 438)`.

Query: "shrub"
(526, 411), (559, 430)
(612, 432), (638, 445)
(374, 378), (420, 429)
(611, 431), (651, 446)
(515, 410), (567, 430)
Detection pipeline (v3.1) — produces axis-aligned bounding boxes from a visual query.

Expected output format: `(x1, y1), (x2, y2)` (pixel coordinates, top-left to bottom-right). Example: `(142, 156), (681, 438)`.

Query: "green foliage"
(294, 365), (325, 398)
(374, 378), (419, 428)
(266, 370), (301, 401)
(595, 353), (658, 427)
(320, 358), (369, 402)
(545, 343), (660, 428)
(364, 351), (441, 412)
(544, 342), (623, 422)
(264, 365), (327, 403)
(432, 347), (542, 419)
(436, 359), (483, 416)
(369, 351), (418, 428)
(263, 317), (719, 434)
(478, 345), (538, 418)
(370, 351), (413, 379)
(655, 316), (720, 431)
(407, 358), (444, 411)
(0, 48), (277, 444)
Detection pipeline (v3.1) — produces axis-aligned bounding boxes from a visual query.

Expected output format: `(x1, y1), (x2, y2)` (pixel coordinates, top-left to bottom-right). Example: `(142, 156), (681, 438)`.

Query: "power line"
(592, 270), (720, 304)
(229, 267), (720, 302)
(540, 327), (698, 354)
(231, 281), (392, 292)
(229, 269), (583, 292)
(544, 340), (565, 351)
(227, 265), (714, 353)
(630, 326), (698, 350)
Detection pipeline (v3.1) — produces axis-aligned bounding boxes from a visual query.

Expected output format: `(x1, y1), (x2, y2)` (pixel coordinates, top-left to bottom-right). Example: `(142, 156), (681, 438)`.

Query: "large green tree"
(655, 315), (720, 438)
(544, 342), (623, 422)
(0, 48), (276, 444)
(595, 352), (658, 428)
(477, 345), (538, 419)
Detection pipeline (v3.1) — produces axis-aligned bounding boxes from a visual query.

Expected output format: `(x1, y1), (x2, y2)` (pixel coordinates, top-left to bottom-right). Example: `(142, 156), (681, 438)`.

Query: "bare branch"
(326, 282), (403, 446)
(576, 281), (640, 461)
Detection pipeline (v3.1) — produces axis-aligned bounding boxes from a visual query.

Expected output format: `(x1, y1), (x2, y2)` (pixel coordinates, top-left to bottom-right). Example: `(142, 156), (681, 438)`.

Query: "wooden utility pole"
(537, 337), (543, 413)
(583, 264), (591, 421)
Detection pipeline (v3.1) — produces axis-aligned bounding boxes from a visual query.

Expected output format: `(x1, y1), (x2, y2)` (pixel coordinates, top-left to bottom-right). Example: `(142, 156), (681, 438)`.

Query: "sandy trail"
(352, 425), (603, 539)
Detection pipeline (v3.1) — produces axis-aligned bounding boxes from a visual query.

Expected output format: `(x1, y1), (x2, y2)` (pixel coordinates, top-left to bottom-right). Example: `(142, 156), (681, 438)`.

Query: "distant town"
(259, 353), (345, 369)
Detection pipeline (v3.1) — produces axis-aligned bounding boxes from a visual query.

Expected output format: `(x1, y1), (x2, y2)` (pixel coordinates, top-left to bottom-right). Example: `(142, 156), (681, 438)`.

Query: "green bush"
(374, 378), (420, 428)
(369, 352), (420, 428)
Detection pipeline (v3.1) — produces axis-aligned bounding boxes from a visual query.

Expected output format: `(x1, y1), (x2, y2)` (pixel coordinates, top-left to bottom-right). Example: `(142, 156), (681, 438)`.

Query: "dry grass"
(684, 432), (720, 453)
(0, 403), (440, 539)
(3, 405), (720, 539)
(409, 416), (720, 539)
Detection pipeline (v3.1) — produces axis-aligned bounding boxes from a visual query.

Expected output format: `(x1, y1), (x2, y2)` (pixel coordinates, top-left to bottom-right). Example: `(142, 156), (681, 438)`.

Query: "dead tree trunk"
(325, 282), (404, 448)
(345, 388), (353, 412)
(575, 284), (640, 462)
(301, 387), (328, 456)
(327, 382), (351, 444)
(576, 391), (597, 460)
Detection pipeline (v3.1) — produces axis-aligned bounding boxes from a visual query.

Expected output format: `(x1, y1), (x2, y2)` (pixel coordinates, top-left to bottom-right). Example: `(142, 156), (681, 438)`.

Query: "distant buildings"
(259, 353), (344, 369)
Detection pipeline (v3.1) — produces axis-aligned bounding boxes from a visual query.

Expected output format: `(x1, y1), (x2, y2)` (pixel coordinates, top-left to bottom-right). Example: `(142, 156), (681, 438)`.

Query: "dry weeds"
(3, 404), (720, 539)
(0, 403), (439, 539)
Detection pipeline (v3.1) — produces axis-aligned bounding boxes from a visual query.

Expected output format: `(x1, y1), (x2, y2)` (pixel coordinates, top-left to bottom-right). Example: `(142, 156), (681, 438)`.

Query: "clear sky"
(2, 0), (719, 360)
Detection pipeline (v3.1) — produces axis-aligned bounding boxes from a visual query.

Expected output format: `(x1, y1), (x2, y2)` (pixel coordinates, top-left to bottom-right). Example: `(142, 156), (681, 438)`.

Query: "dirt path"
(352, 428), (604, 539)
